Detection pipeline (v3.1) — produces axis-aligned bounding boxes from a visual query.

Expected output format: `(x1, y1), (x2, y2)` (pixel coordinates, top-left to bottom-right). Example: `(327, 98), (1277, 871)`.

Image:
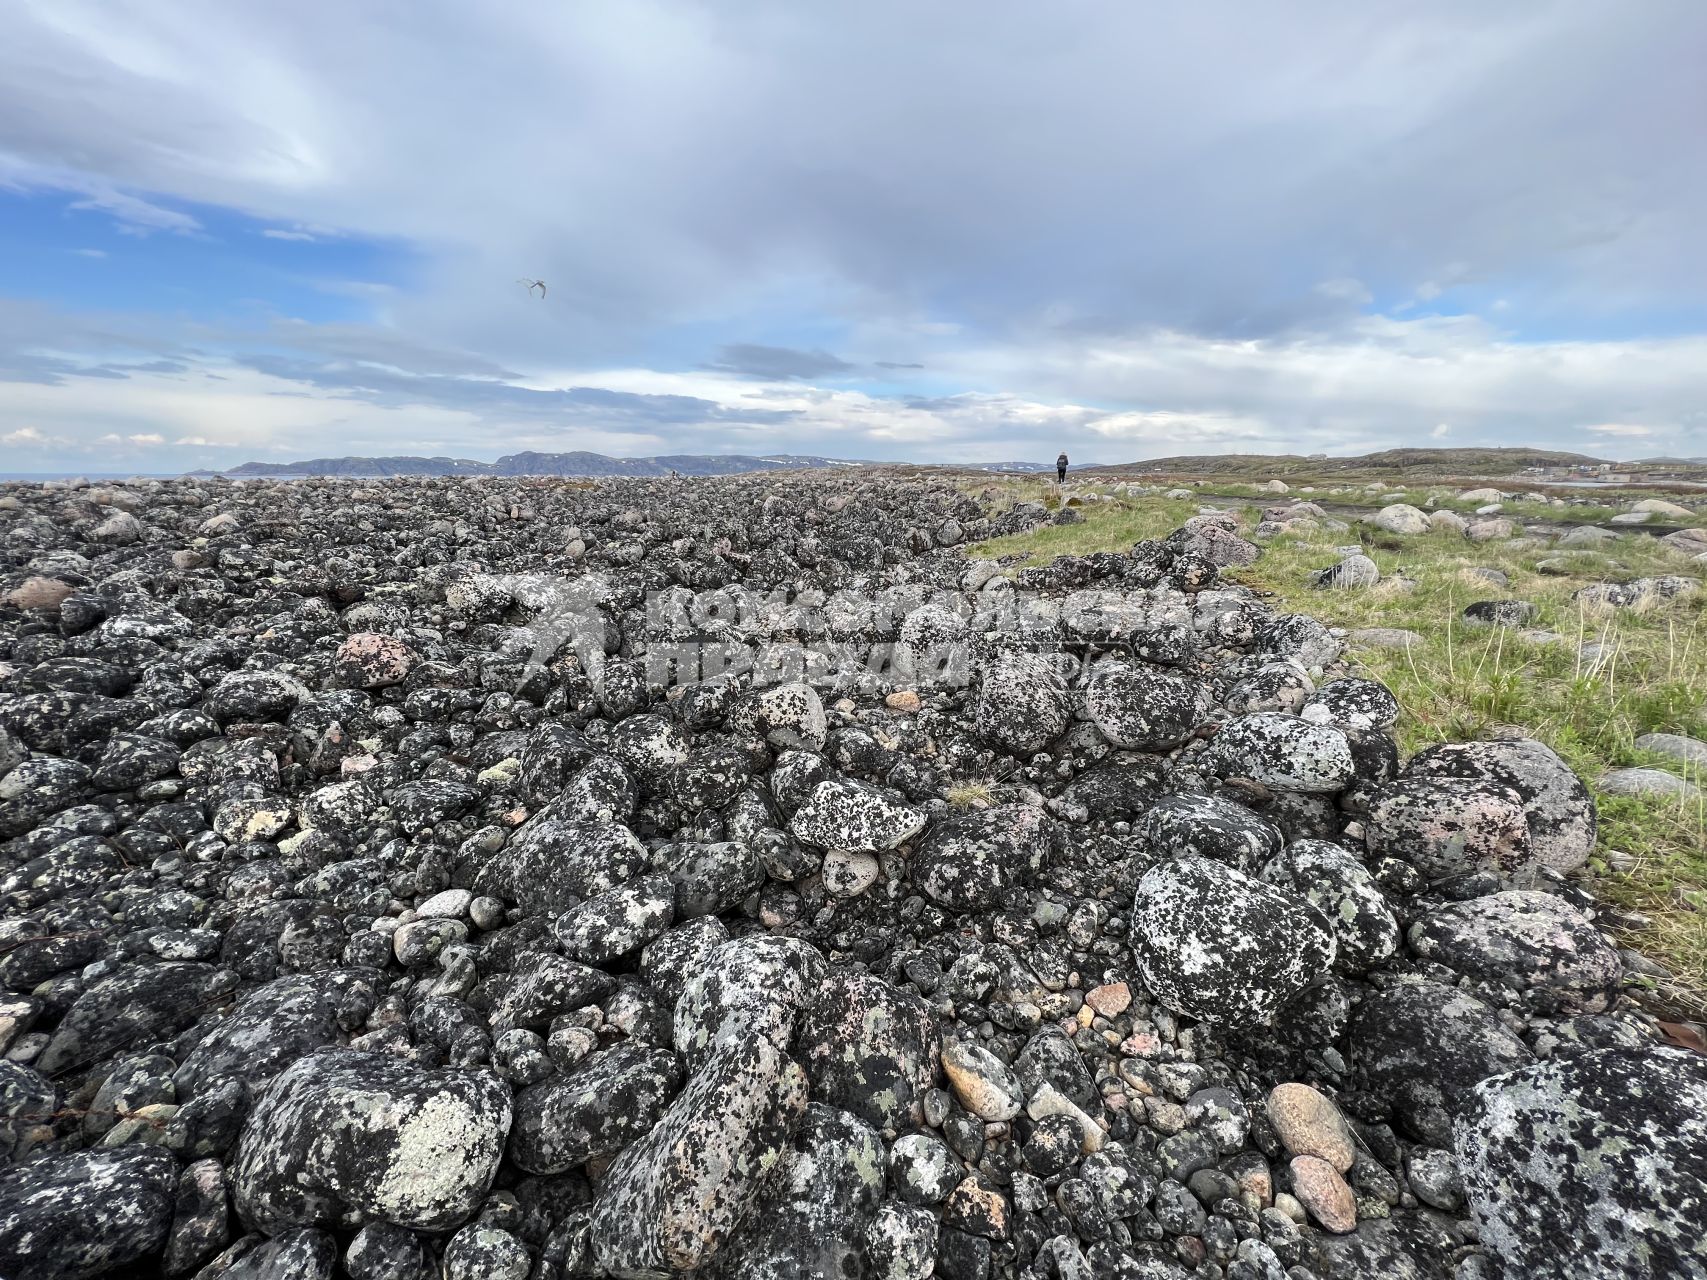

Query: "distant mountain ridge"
(212, 451), (870, 479)
(201, 451), (1058, 478)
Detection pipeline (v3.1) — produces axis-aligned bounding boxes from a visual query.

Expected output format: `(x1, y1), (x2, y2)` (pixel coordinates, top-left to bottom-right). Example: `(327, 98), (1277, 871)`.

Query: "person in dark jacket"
(1056, 451), (1068, 483)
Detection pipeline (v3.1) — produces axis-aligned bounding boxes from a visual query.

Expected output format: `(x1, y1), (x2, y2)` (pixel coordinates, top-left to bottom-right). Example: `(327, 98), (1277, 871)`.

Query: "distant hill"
(211, 451), (882, 479)
(198, 451), (1062, 479)
(1089, 447), (1612, 478)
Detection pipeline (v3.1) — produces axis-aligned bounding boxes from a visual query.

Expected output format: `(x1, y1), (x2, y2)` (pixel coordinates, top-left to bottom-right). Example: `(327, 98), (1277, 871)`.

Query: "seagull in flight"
(518, 278), (547, 298)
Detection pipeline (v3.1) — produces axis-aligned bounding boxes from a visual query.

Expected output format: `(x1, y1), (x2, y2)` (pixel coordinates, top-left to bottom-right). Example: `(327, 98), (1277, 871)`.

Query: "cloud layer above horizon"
(2, 1), (1706, 471)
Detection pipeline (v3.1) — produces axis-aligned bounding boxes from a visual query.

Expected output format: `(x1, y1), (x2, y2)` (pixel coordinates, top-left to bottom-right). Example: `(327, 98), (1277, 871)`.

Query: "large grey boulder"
(973, 653), (1072, 755)
(701, 1104), (886, 1280)
(1131, 857), (1335, 1029)
(1084, 662), (1207, 750)
(1349, 981), (1533, 1146)
(1371, 504), (1430, 535)
(1206, 713), (1355, 793)
(0, 1147), (177, 1280)
(913, 804), (1051, 911)
(1408, 891), (1623, 1014)
(1403, 737), (1596, 873)
(232, 1048), (512, 1233)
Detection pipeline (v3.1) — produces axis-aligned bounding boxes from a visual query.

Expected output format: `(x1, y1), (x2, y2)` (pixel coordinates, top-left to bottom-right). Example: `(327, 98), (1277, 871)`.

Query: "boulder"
(1371, 505), (1430, 535)
(1136, 792), (1282, 871)
(1365, 776), (1532, 878)
(589, 1036), (810, 1276)
(232, 1048), (512, 1233)
(1457, 1048), (1707, 1279)
(1403, 738), (1596, 873)
(509, 1043), (682, 1174)
(1260, 838), (1398, 972)
(1408, 890), (1622, 1013)
(913, 805), (1051, 911)
(702, 1104), (886, 1279)
(973, 653), (1072, 755)
(0, 1147), (177, 1280)
(1348, 981), (1533, 1145)
(789, 779), (926, 853)
(1084, 662), (1207, 750)
(1207, 713), (1355, 793)
(673, 935), (826, 1071)
(796, 969), (941, 1130)
(1130, 857), (1335, 1029)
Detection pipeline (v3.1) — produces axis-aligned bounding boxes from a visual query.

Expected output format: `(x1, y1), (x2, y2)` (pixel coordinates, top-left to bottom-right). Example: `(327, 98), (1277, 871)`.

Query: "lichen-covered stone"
(509, 1042), (682, 1174)
(729, 681), (829, 751)
(174, 969), (379, 1099)
(473, 816), (651, 913)
(1408, 890), (1623, 1013)
(589, 1035), (810, 1277)
(673, 934), (827, 1071)
(332, 633), (416, 689)
(232, 1047), (512, 1233)
(1084, 662), (1207, 750)
(974, 653), (1071, 756)
(554, 874), (677, 965)
(1260, 838), (1399, 973)
(789, 778), (925, 853)
(1207, 713), (1356, 793)
(797, 969), (940, 1130)
(1348, 981), (1533, 1145)
(913, 804), (1051, 911)
(1131, 856), (1335, 1029)
(1365, 777), (1532, 878)
(1455, 1047), (1707, 1280)
(37, 961), (239, 1077)
(702, 1104), (886, 1279)
(1404, 737), (1596, 873)
(1299, 677), (1400, 731)
(1137, 791), (1282, 870)
(0, 1146), (177, 1280)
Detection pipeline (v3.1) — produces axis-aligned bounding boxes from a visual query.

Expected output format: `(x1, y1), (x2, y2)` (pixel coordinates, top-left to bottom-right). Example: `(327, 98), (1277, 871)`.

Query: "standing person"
(1056, 451), (1069, 483)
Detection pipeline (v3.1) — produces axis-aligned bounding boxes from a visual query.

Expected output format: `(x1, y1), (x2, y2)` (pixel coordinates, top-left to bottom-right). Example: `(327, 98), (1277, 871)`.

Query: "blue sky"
(2, 1), (1706, 472)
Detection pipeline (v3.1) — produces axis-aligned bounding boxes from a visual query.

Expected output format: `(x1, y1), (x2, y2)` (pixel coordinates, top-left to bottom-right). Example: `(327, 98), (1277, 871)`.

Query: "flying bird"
(518, 278), (547, 298)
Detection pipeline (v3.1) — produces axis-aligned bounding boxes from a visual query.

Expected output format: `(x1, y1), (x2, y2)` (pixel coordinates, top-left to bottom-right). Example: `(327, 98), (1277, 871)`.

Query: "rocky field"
(0, 472), (1702, 1280)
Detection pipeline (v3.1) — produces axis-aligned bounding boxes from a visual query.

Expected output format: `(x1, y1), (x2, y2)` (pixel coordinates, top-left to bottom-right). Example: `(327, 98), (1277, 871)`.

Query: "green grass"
(972, 482), (1707, 1015)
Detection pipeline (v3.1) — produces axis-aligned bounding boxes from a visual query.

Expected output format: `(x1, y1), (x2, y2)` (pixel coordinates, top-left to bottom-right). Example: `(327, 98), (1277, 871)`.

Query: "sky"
(2, 1), (1706, 473)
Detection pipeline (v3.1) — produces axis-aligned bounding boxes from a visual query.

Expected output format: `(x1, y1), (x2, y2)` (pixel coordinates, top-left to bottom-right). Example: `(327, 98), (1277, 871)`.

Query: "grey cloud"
(9, 2), (1700, 362)
(876, 361), (924, 370)
(234, 352), (801, 428)
(0, 353), (130, 384)
(701, 344), (855, 381)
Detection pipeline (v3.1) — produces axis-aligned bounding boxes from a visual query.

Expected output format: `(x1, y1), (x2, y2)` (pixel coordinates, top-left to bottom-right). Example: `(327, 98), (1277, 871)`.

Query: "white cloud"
(2, 426), (52, 445)
(67, 186), (201, 235)
(1431, 423), (1451, 438)
(262, 227), (317, 241)
(71, 247), (107, 258)
(1586, 423), (1655, 437)
(96, 430), (167, 445)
